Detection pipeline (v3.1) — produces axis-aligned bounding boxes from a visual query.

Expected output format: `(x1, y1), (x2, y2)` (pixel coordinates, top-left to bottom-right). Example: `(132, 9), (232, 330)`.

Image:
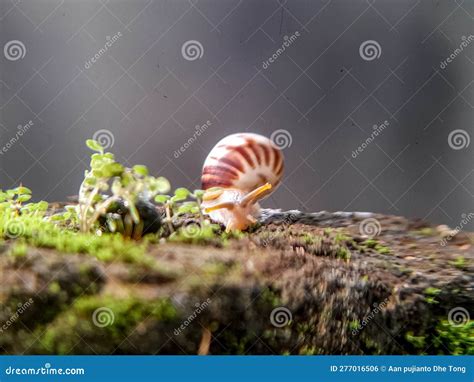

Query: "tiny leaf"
(86, 139), (104, 153)
(133, 165), (148, 177)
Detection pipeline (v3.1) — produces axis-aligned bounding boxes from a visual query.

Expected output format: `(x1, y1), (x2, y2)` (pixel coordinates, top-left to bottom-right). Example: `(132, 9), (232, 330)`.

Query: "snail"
(201, 133), (284, 231)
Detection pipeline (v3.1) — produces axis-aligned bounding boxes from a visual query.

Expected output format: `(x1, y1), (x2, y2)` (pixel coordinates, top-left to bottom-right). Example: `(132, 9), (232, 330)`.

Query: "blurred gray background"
(0, 0), (473, 228)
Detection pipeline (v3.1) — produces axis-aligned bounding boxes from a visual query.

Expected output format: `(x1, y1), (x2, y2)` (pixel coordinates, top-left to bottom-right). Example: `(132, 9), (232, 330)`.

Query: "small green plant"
(154, 188), (205, 234)
(78, 139), (170, 235)
(0, 186), (49, 240)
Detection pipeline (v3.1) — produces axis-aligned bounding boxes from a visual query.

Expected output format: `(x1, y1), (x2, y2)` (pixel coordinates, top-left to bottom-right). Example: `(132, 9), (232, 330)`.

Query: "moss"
(414, 227), (435, 237)
(449, 256), (466, 270)
(405, 320), (474, 355)
(423, 287), (441, 304)
(374, 243), (391, 254)
(362, 239), (378, 249)
(334, 232), (351, 244)
(298, 345), (319, 355)
(47, 282), (61, 294)
(303, 233), (315, 245)
(405, 332), (426, 349)
(336, 246), (351, 260)
(259, 288), (282, 308)
(201, 262), (231, 277)
(349, 320), (360, 331)
(7, 241), (28, 259)
(36, 295), (178, 354)
(431, 320), (474, 355)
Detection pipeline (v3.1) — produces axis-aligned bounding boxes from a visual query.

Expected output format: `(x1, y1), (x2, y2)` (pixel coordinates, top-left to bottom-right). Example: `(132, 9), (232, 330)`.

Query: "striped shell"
(202, 133), (284, 192)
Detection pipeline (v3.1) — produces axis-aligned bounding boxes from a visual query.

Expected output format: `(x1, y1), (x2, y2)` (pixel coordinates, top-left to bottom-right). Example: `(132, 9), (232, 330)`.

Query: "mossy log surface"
(0, 209), (473, 355)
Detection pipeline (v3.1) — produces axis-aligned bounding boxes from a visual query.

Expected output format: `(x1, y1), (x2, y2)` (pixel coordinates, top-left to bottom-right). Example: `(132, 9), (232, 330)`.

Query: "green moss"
(298, 345), (319, 355)
(303, 233), (315, 245)
(7, 241), (28, 259)
(47, 281), (61, 294)
(349, 320), (360, 331)
(334, 232), (351, 244)
(259, 288), (282, 308)
(449, 256), (466, 270)
(406, 320), (474, 355)
(424, 287), (441, 304)
(431, 320), (474, 355)
(168, 220), (222, 245)
(405, 332), (426, 349)
(375, 244), (391, 254)
(37, 295), (177, 354)
(362, 239), (378, 248)
(414, 227), (435, 237)
(336, 246), (351, 260)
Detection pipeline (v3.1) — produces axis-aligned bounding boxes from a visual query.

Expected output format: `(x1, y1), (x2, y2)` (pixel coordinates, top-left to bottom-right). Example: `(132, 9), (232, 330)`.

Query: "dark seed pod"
(98, 198), (162, 239)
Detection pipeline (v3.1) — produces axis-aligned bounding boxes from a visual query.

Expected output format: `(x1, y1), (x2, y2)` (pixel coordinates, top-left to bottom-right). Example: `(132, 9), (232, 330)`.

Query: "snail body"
(201, 133), (284, 231)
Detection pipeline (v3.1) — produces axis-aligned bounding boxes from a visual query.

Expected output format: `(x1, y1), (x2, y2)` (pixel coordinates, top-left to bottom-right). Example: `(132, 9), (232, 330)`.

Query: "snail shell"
(202, 133), (284, 192)
(201, 133), (284, 231)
